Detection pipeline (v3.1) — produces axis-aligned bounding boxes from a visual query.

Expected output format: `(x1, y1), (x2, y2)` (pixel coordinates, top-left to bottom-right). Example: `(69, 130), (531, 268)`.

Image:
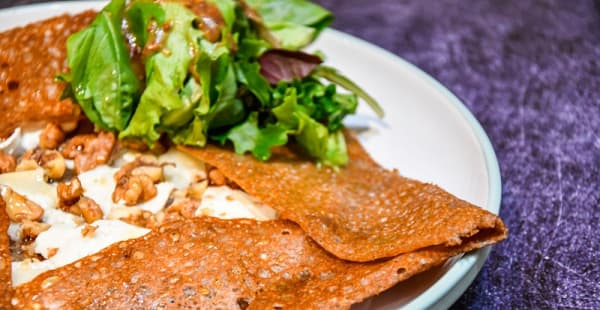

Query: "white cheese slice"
(137, 182), (174, 213)
(19, 124), (44, 152)
(77, 165), (119, 216)
(12, 220), (149, 286)
(0, 168), (57, 211)
(0, 124), (44, 156)
(78, 165), (174, 216)
(159, 149), (206, 189)
(196, 186), (277, 221)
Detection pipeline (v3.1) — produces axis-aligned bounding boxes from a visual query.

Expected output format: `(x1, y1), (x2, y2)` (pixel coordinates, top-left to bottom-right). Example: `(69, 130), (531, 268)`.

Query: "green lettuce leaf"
(295, 112), (348, 166)
(244, 0), (332, 50)
(125, 0), (165, 48)
(120, 3), (206, 145)
(62, 0), (141, 131)
(223, 112), (289, 160)
(235, 61), (272, 106)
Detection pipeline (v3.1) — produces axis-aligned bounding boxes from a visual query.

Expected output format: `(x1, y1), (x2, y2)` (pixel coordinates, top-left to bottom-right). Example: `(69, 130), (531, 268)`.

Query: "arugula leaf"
(223, 112), (289, 160)
(244, 0), (332, 50)
(62, 0), (141, 131)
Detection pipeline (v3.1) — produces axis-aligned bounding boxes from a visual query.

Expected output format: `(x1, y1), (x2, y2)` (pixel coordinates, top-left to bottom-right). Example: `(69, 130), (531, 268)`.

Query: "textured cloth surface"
(2, 0), (599, 309)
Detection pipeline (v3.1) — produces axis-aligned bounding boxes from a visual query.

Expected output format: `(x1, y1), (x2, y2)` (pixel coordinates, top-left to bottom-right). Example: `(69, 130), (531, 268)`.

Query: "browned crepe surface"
(180, 133), (507, 262)
(0, 199), (11, 309)
(0, 11), (95, 138)
(0, 8), (507, 309)
(12, 217), (501, 309)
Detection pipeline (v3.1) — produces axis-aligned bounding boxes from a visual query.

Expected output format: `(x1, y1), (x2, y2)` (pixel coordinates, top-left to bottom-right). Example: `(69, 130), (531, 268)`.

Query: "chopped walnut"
(114, 155), (164, 183)
(21, 220), (50, 240)
(187, 180), (208, 200)
(46, 248), (59, 259)
(75, 197), (103, 224)
(57, 177), (84, 207)
(113, 174), (157, 206)
(119, 210), (153, 228)
(1, 187), (44, 222)
(166, 197), (200, 219)
(81, 224), (98, 237)
(61, 132), (116, 173)
(15, 159), (38, 172)
(112, 156), (165, 206)
(146, 210), (182, 229)
(18, 149), (66, 180)
(39, 123), (65, 150)
(59, 121), (78, 134)
(117, 138), (168, 155)
(20, 243), (39, 260)
(208, 168), (226, 186)
(0, 151), (16, 173)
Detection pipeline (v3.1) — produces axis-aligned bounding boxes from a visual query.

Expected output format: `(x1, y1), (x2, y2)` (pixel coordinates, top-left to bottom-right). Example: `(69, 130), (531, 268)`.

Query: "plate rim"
(0, 2), (502, 309)
(321, 30), (502, 309)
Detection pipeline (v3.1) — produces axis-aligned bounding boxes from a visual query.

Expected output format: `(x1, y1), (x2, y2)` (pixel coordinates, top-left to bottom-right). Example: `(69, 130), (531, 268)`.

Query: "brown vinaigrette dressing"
(121, 0), (226, 84)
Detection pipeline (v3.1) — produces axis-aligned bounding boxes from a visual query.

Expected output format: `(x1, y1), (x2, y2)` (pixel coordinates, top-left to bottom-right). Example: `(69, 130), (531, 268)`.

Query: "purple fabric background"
(2, 0), (599, 309)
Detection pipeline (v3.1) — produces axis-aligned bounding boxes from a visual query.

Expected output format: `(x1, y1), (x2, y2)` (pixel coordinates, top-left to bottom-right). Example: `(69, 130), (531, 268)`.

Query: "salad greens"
(59, 0), (141, 131)
(61, 0), (383, 166)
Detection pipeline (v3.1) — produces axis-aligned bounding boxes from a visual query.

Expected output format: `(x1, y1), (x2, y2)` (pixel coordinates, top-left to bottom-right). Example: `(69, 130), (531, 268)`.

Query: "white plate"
(0, 2), (502, 309)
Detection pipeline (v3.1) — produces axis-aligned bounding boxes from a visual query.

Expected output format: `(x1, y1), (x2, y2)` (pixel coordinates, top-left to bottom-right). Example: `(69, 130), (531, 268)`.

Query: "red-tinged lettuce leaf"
(259, 49), (322, 84)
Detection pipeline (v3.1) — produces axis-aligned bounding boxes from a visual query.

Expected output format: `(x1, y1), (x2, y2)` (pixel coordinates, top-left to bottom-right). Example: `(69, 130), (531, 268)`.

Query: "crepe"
(0, 9), (507, 309)
(180, 133), (507, 262)
(0, 202), (11, 308)
(12, 217), (501, 309)
(0, 11), (95, 138)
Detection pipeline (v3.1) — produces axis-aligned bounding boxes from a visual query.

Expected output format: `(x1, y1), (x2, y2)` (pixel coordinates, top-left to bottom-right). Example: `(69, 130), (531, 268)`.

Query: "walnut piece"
(74, 197), (103, 224)
(81, 224), (98, 237)
(21, 220), (50, 240)
(112, 156), (165, 206)
(0, 151), (16, 174)
(1, 187), (44, 222)
(57, 177), (84, 207)
(113, 175), (157, 206)
(39, 123), (65, 150)
(61, 132), (116, 173)
(18, 149), (66, 180)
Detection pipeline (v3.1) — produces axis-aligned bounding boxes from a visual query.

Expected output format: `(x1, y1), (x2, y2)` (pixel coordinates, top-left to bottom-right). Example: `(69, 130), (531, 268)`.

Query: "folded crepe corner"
(12, 218), (503, 309)
(0, 11), (507, 310)
(179, 131), (508, 262)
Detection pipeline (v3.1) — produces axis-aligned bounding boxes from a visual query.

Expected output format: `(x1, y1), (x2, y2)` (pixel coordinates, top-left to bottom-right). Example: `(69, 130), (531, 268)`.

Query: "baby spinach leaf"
(63, 0), (141, 131)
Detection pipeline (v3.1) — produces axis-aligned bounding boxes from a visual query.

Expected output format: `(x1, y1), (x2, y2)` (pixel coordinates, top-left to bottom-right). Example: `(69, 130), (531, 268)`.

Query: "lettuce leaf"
(244, 0), (332, 50)
(61, 0), (141, 131)
(222, 112), (289, 160)
(64, 0), (380, 167)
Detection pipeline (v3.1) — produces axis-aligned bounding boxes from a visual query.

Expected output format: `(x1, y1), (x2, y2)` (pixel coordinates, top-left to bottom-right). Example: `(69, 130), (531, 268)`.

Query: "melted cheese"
(0, 124), (44, 156)
(197, 186), (277, 220)
(0, 168), (57, 210)
(12, 220), (149, 286)
(159, 149), (206, 189)
(3, 145), (277, 287)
